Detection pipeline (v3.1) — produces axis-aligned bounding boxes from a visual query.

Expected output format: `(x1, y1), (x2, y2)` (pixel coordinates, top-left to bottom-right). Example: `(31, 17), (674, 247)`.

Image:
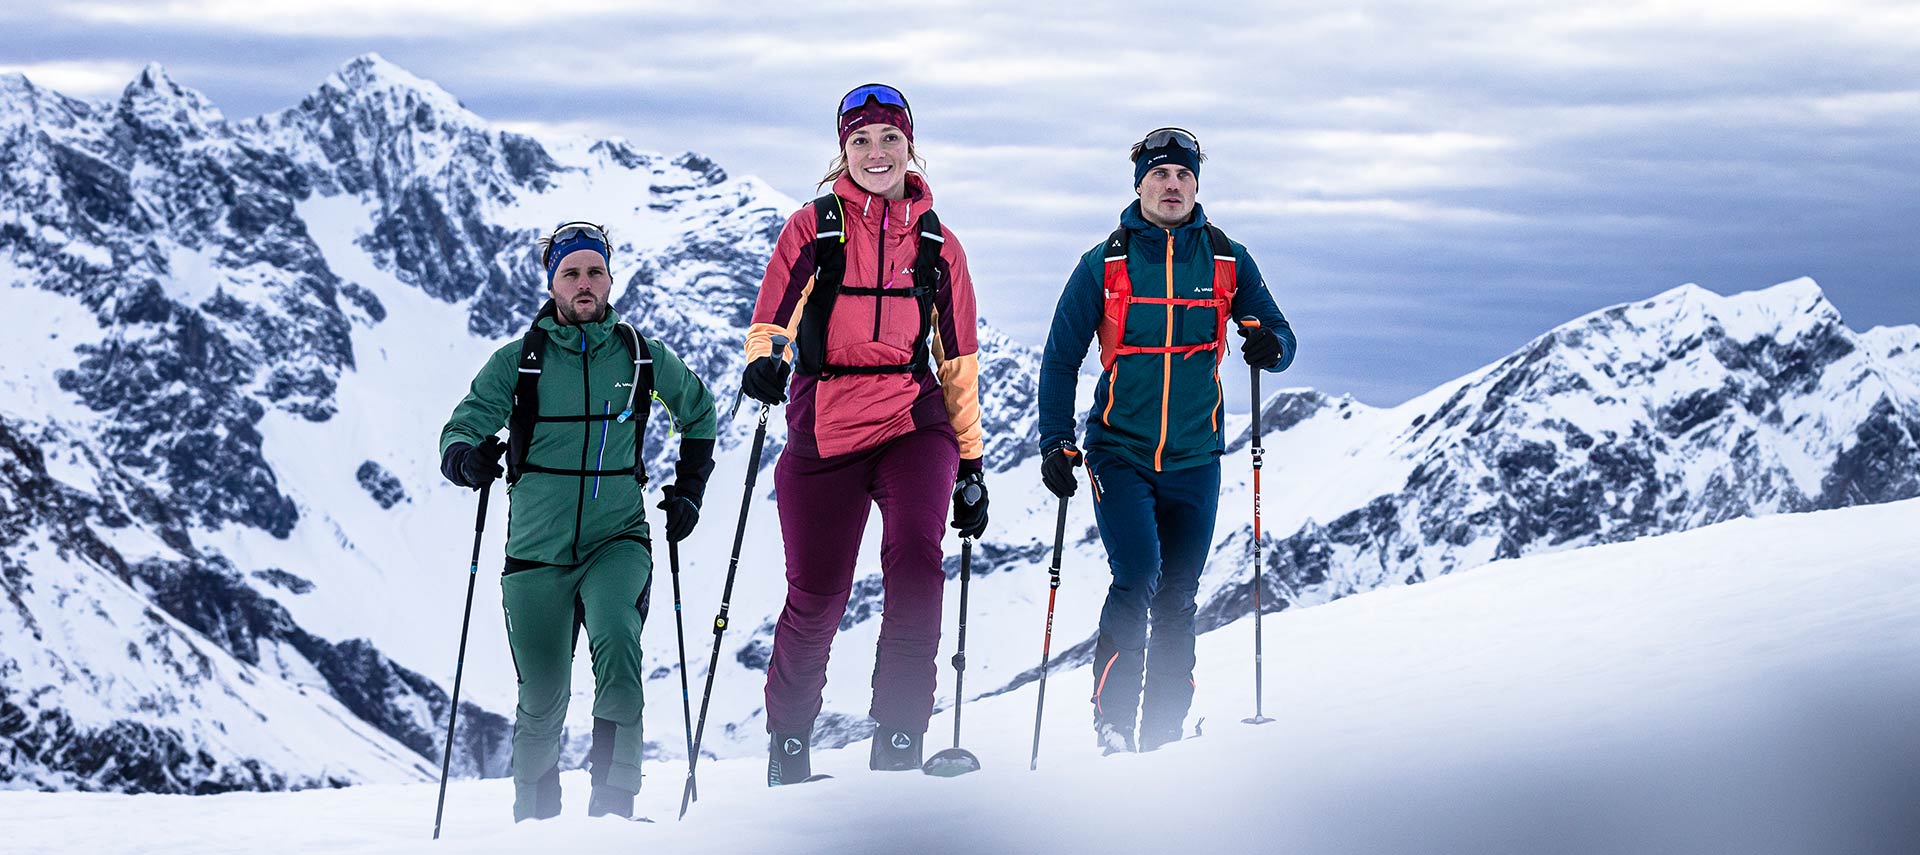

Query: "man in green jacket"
(439, 222), (717, 821)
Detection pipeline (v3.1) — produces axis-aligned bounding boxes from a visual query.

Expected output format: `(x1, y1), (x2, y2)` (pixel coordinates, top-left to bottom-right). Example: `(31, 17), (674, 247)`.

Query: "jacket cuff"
(958, 457), (983, 477)
(439, 442), (472, 486)
(673, 437), (717, 506)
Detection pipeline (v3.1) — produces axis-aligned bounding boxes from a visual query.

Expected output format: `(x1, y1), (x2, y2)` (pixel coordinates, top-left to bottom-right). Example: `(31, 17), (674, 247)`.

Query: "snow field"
(6, 497), (1917, 854)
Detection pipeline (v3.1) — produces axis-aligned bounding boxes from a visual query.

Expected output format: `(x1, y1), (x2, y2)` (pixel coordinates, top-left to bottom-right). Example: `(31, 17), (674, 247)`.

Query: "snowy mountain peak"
(118, 62), (225, 133)
(313, 52), (481, 129)
(0, 72), (92, 132)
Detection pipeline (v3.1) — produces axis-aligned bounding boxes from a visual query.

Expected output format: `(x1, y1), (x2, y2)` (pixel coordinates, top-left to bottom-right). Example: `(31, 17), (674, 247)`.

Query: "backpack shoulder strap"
(908, 209), (945, 374)
(796, 193), (848, 377)
(506, 300), (557, 485)
(615, 323), (655, 486)
(812, 192), (846, 243)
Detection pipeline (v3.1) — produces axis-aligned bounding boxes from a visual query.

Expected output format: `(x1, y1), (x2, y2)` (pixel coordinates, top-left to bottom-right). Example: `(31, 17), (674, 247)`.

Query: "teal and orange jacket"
(1038, 201), (1296, 472)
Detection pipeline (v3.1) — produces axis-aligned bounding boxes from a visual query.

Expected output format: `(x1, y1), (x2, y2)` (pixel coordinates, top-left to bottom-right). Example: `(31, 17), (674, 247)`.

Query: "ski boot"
(869, 725), (924, 771)
(768, 730), (813, 786)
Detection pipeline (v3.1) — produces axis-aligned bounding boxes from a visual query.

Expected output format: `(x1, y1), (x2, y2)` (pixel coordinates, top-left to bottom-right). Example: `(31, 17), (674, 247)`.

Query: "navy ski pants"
(1087, 453), (1220, 742)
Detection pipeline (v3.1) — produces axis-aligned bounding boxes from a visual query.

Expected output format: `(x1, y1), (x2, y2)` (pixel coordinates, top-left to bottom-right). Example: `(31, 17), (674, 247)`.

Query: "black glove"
(741, 356), (792, 405)
(441, 435), (506, 489)
(950, 463), (989, 539)
(1239, 324), (1283, 369)
(657, 484), (701, 543)
(1040, 441), (1081, 498)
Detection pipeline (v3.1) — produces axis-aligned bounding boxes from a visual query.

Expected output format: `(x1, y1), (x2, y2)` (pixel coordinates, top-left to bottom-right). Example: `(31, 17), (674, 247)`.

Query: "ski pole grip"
(1237, 316), (1260, 337)
(770, 333), (791, 366)
(962, 482), (983, 505)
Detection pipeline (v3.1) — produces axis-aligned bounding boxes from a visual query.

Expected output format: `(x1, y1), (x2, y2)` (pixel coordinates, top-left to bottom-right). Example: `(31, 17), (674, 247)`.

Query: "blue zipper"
(592, 400), (609, 499)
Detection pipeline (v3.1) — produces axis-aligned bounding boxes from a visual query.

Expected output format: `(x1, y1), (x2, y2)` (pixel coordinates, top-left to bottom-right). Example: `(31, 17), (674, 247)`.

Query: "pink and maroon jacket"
(745, 172), (983, 462)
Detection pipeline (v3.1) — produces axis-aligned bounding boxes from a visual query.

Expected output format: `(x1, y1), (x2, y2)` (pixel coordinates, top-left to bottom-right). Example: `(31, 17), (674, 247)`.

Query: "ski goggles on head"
(542, 221), (611, 283)
(838, 83), (912, 122)
(542, 221), (609, 267)
(1139, 127), (1200, 153)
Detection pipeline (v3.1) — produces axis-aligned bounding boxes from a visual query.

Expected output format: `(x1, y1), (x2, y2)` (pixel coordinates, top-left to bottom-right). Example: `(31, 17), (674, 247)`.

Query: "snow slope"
(4, 497), (1915, 854)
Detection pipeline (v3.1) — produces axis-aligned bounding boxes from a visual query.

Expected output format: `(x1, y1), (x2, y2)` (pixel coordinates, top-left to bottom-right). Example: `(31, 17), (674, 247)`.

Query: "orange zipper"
(1154, 229), (1172, 471)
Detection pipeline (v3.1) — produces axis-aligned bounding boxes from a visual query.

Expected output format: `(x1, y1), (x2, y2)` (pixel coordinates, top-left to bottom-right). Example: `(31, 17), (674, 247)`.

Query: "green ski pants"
(501, 536), (651, 818)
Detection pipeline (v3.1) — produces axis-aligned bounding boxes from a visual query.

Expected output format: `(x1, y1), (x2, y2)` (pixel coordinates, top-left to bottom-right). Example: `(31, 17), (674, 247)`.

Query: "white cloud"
(0, 60), (143, 98)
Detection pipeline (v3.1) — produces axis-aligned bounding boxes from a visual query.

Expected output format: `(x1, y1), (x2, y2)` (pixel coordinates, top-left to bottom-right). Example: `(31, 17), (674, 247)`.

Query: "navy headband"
(1134, 144), (1201, 188)
(545, 233), (611, 285)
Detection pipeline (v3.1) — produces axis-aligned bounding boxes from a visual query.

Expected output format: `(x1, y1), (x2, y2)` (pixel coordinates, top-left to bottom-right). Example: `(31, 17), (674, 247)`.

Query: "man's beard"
(555, 297), (606, 326)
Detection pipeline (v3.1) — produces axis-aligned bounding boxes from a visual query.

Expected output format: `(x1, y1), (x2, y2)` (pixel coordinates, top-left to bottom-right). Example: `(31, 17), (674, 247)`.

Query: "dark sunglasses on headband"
(838, 83), (913, 122)
(542, 221), (609, 267)
(1140, 127), (1200, 152)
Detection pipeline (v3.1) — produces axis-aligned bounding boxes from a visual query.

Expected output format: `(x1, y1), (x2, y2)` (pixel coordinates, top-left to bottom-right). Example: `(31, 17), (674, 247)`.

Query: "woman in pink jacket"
(739, 83), (988, 783)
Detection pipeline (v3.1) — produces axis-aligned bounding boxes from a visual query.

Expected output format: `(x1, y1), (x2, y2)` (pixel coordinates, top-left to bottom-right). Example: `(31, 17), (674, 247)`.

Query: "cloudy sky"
(4, 0), (1916, 406)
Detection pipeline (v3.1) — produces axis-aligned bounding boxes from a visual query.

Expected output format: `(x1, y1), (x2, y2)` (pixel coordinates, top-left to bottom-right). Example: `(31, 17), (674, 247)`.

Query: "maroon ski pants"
(763, 424), (959, 736)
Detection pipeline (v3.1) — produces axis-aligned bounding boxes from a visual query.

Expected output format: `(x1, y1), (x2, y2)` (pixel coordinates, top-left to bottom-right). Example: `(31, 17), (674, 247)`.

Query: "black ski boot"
(870, 725), (924, 771)
(768, 730), (813, 786)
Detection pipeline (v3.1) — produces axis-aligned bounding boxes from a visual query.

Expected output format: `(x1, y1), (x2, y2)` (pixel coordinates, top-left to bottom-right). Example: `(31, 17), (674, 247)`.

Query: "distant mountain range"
(2, 55), (1914, 793)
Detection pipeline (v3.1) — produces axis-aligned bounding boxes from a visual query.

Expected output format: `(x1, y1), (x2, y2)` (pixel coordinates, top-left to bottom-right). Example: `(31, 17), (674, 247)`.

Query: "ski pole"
(1238, 318), (1275, 726)
(669, 537), (696, 803)
(1030, 492), (1070, 771)
(432, 480), (491, 840)
(680, 334), (787, 820)
(923, 532), (982, 776)
(952, 536), (973, 749)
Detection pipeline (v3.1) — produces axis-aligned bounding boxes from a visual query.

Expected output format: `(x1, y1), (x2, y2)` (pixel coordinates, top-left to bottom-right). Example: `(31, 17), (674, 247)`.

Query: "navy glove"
(1040, 441), (1081, 499)
(657, 484), (700, 543)
(1239, 324), (1283, 369)
(441, 435), (506, 489)
(741, 356), (792, 405)
(951, 462), (989, 539)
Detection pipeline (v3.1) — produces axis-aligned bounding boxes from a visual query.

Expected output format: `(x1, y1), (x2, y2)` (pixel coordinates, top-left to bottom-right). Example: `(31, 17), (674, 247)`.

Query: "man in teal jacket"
(439, 222), (717, 820)
(1037, 129), (1296, 753)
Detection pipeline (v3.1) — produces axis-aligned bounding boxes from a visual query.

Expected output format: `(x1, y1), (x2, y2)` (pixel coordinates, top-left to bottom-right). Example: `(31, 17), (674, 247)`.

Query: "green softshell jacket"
(439, 310), (718, 566)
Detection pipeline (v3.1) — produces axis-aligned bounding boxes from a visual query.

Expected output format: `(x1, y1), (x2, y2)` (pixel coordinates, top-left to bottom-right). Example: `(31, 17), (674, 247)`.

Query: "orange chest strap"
(1096, 225), (1238, 371)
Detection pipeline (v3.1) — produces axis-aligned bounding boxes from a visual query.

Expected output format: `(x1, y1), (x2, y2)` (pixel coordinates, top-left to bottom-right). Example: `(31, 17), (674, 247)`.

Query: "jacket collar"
(1120, 199), (1208, 237)
(538, 306), (623, 352)
(1118, 200), (1212, 263)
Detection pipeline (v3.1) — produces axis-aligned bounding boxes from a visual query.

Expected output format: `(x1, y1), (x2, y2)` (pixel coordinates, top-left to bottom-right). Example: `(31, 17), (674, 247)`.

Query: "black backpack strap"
(795, 193), (845, 377)
(1204, 223), (1232, 258)
(1105, 227), (1131, 262)
(907, 209), (944, 375)
(506, 300), (557, 485)
(615, 323), (655, 487)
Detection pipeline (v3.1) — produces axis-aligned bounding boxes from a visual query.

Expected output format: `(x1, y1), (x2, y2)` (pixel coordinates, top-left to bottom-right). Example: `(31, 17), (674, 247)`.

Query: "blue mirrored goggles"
(1140, 127), (1200, 152)
(838, 83), (912, 120)
(542, 222), (609, 267)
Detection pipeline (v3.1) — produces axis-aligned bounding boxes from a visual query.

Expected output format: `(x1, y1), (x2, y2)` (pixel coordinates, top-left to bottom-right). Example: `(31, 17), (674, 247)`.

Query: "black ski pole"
(952, 537), (973, 748)
(669, 537), (696, 802)
(923, 534), (981, 776)
(1030, 494), (1070, 771)
(432, 480), (491, 840)
(1238, 318), (1275, 726)
(680, 334), (787, 820)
